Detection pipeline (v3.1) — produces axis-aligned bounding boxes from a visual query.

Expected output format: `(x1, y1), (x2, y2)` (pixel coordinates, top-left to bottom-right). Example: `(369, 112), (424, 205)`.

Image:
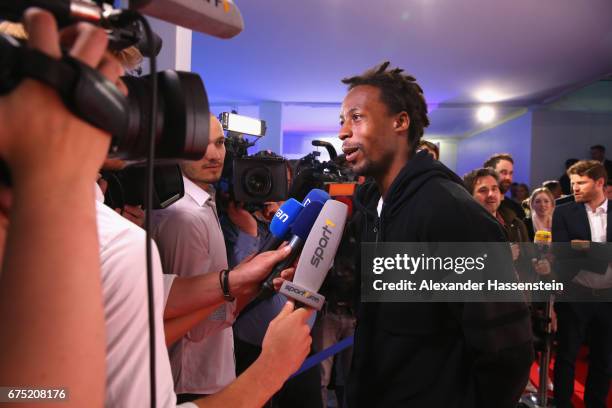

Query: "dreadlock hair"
(341, 61), (430, 155)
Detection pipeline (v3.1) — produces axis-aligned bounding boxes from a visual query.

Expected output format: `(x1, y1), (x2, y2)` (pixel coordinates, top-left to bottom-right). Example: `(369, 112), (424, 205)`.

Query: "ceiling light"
(476, 106), (496, 123)
(475, 89), (502, 103)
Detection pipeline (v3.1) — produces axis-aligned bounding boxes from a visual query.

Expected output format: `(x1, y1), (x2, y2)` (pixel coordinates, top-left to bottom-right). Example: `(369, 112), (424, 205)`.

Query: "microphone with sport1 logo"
(258, 189), (330, 253)
(257, 200), (325, 299)
(279, 199), (348, 310)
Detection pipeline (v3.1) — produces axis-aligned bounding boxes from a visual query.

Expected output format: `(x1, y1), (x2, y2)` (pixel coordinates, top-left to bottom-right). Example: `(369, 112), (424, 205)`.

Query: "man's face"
(571, 174), (604, 203)
(339, 85), (403, 177)
(590, 148), (604, 162)
(494, 159), (514, 194)
(181, 116), (226, 185)
(472, 175), (501, 215)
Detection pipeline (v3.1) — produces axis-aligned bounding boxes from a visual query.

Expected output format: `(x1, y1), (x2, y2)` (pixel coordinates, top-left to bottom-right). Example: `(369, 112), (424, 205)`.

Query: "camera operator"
(98, 157), (146, 227)
(0, 10), (120, 407)
(220, 150), (291, 267)
(217, 155), (323, 408)
(1, 13), (315, 408)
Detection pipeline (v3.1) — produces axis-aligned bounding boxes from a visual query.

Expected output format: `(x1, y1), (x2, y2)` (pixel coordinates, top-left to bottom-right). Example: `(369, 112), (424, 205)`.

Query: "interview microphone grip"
(533, 230), (552, 261)
(279, 281), (326, 310)
(259, 234), (284, 254)
(258, 235), (303, 299)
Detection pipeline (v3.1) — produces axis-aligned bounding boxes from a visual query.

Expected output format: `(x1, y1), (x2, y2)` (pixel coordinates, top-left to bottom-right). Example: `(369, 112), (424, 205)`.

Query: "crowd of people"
(1, 11), (610, 408)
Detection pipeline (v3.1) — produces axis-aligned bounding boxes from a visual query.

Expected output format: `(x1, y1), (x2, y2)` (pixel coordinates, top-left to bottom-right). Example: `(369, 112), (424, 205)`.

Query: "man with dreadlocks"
(339, 62), (534, 407)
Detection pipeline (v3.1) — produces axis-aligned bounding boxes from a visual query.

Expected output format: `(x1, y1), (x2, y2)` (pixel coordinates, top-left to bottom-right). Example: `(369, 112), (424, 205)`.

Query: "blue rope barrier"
(291, 335), (354, 378)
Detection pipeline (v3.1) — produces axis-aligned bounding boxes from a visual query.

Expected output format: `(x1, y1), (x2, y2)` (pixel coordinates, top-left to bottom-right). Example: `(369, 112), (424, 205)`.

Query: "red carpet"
(529, 347), (612, 407)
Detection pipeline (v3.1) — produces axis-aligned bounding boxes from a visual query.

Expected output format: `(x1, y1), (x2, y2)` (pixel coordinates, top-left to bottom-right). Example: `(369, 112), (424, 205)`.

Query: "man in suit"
(552, 159), (612, 408)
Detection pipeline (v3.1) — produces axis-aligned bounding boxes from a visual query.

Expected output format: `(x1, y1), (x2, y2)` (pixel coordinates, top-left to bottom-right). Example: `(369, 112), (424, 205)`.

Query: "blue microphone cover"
(290, 200), (324, 241)
(269, 198), (304, 239)
(302, 188), (330, 207)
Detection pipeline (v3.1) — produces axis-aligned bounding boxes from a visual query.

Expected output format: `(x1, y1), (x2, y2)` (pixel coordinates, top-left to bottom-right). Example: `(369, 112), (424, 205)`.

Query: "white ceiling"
(192, 0), (612, 137)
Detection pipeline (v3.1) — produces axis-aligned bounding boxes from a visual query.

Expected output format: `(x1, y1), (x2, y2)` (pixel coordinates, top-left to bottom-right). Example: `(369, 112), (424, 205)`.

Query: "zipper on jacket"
(374, 217), (380, 243)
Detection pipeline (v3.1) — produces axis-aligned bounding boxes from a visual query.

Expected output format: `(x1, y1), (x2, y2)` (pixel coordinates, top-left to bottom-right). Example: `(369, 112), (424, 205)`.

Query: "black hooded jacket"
(346, 151), (534, 408)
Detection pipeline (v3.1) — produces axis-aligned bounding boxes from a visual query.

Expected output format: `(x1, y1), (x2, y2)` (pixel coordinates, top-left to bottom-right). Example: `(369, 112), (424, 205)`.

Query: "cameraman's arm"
(0, 10), (121, 407)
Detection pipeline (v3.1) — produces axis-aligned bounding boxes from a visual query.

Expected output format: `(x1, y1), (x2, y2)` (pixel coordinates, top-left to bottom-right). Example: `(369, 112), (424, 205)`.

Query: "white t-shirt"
(96, 186), (195, 407)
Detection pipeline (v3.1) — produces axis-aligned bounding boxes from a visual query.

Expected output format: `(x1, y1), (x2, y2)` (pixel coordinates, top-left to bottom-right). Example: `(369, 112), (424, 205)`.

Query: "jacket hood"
(354, 150), (466, 219)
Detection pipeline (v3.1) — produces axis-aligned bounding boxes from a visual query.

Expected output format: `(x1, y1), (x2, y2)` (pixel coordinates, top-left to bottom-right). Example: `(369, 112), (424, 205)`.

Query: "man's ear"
(394, 112), (410, 133)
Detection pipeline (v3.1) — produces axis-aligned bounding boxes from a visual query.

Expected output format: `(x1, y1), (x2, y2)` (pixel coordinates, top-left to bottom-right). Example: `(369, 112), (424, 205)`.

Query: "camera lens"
(243, 167), (272, 198)
(115, 70), (210, 160)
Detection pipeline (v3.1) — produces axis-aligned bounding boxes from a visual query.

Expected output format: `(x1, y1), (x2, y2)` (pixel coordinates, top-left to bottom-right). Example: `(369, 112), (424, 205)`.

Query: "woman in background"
(525, 187), (555, 241)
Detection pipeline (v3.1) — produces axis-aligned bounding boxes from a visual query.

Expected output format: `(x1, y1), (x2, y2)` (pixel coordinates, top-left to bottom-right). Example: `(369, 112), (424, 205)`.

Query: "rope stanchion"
(291, 335), (354, 378)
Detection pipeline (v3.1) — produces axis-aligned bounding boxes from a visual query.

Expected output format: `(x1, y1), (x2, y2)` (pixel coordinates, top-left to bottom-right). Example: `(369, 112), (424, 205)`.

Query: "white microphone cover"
(293, 199), (348, 292)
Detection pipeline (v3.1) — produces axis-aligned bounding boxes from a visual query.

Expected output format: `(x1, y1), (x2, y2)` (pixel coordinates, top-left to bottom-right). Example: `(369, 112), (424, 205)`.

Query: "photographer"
(0, 10), (120, 406)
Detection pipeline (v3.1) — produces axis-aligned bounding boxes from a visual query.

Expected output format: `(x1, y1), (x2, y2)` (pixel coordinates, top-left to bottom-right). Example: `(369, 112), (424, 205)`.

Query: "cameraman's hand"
(0, 9), (123, 185)
(116, 204), (145, 228)
(227, 201), (257, 237)
(259, 301), (313, 388)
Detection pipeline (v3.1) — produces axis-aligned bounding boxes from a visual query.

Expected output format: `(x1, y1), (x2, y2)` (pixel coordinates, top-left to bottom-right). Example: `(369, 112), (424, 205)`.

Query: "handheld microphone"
(259, 189), (329, 252)
(302, 188), (329, 207)
(280, 200), (348, 310)
(534, 230), (552, 260)
(258, 201), (325, 299)
(259, 198), (304, 253)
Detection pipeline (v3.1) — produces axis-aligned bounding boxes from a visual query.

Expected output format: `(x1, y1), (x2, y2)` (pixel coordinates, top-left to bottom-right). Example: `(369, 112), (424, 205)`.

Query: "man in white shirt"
(552, 160), (612, 408)
(97, 182), (310, 408)
(152, 114), (251, 402)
